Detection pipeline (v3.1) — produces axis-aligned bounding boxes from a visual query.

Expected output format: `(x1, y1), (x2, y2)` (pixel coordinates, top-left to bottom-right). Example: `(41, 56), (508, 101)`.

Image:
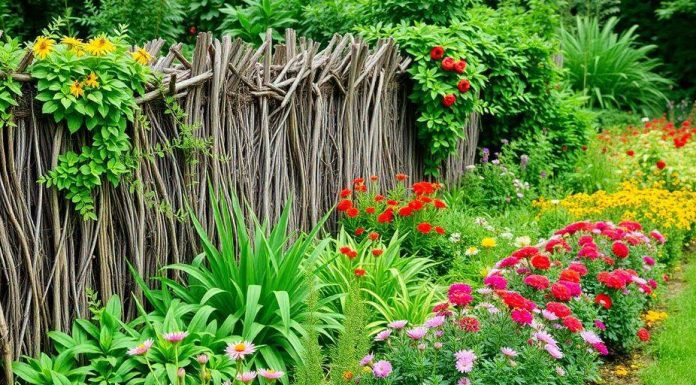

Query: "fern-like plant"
(560, 16), (673, 114)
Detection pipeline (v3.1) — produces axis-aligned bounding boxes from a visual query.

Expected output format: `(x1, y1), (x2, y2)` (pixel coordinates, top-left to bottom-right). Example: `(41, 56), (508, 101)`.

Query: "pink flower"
(580, 330), (602, 345)
(375, 329), (392, 341)
(593, 342), (609, 355)
(388, 320), (408, 329)
(406, 327), (428, 340)
(511, 309), (533, 325)
(236, 371), (257, 383)
(594, 320), (606, 331)
(225, 341), (256, 360)
(163, 331), (189, 343)
(643, 256), (656, 266)
(258, 369), (285, 381)
(360, 354), (374, 366)
(372, 360), (393, 378)
(544, 344), (563, 359)
(196, 354), (209, 364)
(542, 309), (558, 321)
(500, 347), (518, 357)
(424, 315), (446, 328)
(127, 339), (154, 356)
(533, 331), (558, 347)
(650, 230), (666, 243)
(454, 350), (476, 373)
(448, 283), (473, 307)
(483, 275), (508, 290)
(458, 378), (471, 385)
(177, 368), (186, 377)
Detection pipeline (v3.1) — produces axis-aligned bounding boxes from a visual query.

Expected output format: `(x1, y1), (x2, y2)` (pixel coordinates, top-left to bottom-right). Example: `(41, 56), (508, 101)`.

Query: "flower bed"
(356, 220), (666, 384)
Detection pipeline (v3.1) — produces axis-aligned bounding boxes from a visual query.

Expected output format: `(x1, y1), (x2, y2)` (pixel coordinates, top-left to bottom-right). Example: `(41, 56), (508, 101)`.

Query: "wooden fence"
(0, 30), (479, 380)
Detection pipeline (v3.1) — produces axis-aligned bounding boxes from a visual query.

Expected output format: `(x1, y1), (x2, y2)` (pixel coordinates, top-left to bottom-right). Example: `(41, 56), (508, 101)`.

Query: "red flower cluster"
(429, 46), (472, 109)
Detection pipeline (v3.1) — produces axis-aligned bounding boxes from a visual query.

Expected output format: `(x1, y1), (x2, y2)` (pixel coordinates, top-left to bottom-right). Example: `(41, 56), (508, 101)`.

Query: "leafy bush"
(0, 36), (23, 127)
(560, 17), (673, 114)
(219, 0), (301, 45)
(135, 195), (342, 375)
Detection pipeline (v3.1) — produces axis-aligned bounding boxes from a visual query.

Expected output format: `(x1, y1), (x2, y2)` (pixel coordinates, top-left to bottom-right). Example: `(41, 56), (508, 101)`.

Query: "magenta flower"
(163, 331), (189, 343)
(236, 371), (257, 384)
(360, 353), (374, 366)
(511, 309), (533, 325)
(406, 327), (428, 340)
(127, 339), (154, 356)
(258, 369), (285, 381)
(225, 341), (256, 361)
(483, 275), (507, 290)
(374, 329), (392, 341)
(372, 360), (393, 378)
(594, 320), (607, 331)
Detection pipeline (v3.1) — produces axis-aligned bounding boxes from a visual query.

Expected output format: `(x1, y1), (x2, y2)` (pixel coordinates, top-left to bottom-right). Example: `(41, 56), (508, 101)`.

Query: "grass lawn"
(641, 256), (696, 385)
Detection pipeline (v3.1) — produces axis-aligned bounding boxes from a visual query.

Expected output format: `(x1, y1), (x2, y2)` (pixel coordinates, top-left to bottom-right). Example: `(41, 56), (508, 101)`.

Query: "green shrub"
(560, 16), (673, 114)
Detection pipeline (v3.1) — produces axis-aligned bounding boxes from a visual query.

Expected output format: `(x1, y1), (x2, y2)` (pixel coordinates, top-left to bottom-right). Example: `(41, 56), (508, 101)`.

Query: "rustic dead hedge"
(0, 29), (479, 381)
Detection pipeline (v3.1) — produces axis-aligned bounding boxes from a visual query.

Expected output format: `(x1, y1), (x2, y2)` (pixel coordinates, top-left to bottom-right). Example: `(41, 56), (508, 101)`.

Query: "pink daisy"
(236, 371), (257, 384)
(388, 320), (408, 329)
(127, 339), (154, 356)
(374, 329), (392, 341)
(226, 341), (256, 361)
(258, 369), (285, 381)
(163, 331), (189, 343)
(372, 360), (393, 378)
(406, 327), (428, 340)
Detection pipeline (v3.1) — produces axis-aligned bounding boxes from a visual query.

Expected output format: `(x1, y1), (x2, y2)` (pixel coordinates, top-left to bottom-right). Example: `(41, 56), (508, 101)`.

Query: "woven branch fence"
(0, 29), (479, 381)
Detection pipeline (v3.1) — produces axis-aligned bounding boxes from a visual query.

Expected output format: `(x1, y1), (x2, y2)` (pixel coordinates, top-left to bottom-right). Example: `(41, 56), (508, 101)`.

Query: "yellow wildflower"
(614, 365), (629, 377)
(131, 47), (152, 65)
(84, 72), (99, 88)
(643, 310), (668, 326)
(69, 80), (84, 98)
(61, 36), (83, 48)
(481, 237), (497, 248)
(33, 36), (55, 59)
(85, 36), (116, 56)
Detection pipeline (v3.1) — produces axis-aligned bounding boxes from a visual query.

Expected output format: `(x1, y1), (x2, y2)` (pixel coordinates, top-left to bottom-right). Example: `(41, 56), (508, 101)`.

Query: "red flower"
(365, 207), (376, 214)
(354, 184), (367, 192)
(512, 247), (540, 259)
(524, 274), (550, 290)
(346, 208), (359, 218)
(430, 46), (445, 60)
(355, 227), (365, 236)
(337, 199), (352, 212)
(368, 232), (380, 241)
(340, 188), (351, 197)
(530, 255), (551, 270)
(370, 175), (378, 182)
(546, 302), (571, 318)
(434, 226), (445, 235)
(395, 173), (408, 181)
(559, 269), (581, 283)
(374, 194), (385, 202)
(448, 283), (473, 307)
(387, 199), (399, 206)
(637, 328), (650, 342)
(354, 268), (366, 277)
(442, 94), (456, 107)
(562, 316), (584, 333)
(188, 25), (197, 35)
(656, 160), (666, 170)
(441, 57), (455, 71)
(511, 309), (533, 325)
(501, 291), (527, 309)
(372, 248), (384, 257)
(340, 247), (358, 259)
(408, 200), (424, 211)
(454, 60), (467, 74)
(417, 222), (433, 234)
(568, 262), (588, 276)
(398, 206), (413, 217)
(459, 317), (480, 332)
(434, 199), (447, 209)
(612, 241), (629, 258)
(551, 283), (572, 301)
(377, 209), (394, 223)
(433, 302), (450, 315)
(457, 79), (471, 93)
(626, 150), (635, 156)
(413, 182), (437, 195)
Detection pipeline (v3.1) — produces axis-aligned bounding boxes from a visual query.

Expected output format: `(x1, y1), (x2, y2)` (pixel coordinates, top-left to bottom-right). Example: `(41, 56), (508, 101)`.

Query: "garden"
(0, 1), (695, 385)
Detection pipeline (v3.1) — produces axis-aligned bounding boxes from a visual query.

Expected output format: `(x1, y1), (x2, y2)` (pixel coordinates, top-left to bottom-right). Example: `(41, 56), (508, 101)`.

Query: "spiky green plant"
(316, 230), (442, 334)
(135, 194), (342, 378)
(560, 17), (673, 114)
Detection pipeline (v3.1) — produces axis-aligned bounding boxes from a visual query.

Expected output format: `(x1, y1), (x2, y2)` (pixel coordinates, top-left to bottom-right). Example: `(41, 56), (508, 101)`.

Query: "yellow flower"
(131, 47), (152, 65)
(479, 267), (490, 277)
(481, 237), (497, 248)
(614, 365), (629, 377)
(33, 36), (55, 59)
(84, 72), (99, 88)
(85, 36), (116, 56)
(61, 36), (83, 48)
(69, 80), (84, 98)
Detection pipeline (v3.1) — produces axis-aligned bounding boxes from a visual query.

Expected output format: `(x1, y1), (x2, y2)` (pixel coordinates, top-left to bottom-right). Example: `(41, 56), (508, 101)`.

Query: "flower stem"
(145, 356), (163, 385)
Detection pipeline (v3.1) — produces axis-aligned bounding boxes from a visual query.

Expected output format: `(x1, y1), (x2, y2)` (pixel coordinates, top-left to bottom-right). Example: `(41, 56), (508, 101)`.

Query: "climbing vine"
(0, 37), (23, 127)
(30, 29), (152, 219)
